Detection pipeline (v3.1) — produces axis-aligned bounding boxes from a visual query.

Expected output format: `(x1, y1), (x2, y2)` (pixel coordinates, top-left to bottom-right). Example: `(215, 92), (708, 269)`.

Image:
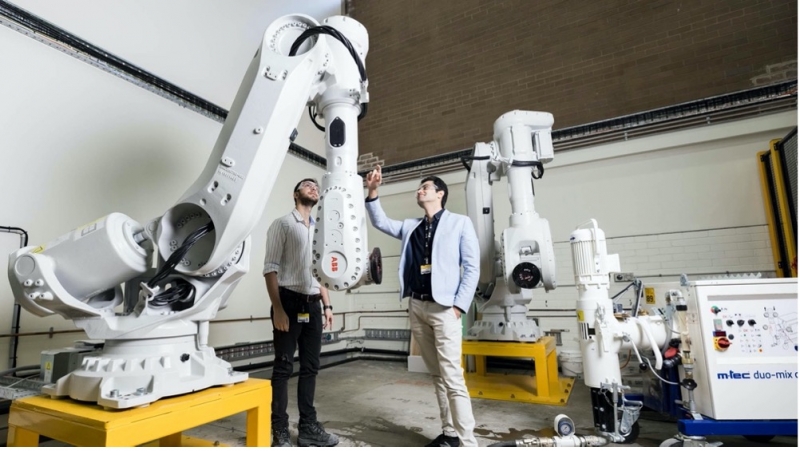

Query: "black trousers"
(270, 288), (323, 430)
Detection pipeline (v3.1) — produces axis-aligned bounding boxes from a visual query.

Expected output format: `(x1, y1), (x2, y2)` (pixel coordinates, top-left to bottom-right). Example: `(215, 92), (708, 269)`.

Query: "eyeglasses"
(417, 183), (439, 192)
(298, 181), (319, 191)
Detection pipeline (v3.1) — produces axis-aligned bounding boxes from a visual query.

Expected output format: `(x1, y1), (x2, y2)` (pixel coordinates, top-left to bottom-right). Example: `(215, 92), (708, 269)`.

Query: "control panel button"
(737, 319), (745, 326)
(714, 337), (731, 351)
(747, 319), (756, 326)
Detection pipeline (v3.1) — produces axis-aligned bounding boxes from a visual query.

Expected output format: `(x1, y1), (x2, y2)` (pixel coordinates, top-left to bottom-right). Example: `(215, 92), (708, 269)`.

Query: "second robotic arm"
(464, 110), (557, 342)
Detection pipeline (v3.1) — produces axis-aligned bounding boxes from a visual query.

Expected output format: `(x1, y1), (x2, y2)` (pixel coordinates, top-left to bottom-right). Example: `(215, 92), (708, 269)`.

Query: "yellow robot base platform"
(6, 378), (271, 447)
(461, 336), (574, 406)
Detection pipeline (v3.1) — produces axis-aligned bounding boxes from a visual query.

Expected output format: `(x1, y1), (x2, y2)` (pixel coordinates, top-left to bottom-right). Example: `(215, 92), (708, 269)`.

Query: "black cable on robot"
(289, 24), (369, 130)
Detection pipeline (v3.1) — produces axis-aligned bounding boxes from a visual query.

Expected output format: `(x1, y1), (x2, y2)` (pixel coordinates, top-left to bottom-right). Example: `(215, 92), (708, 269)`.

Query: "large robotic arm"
(7, 14), (378, 409)
(463, 110), (557, 342)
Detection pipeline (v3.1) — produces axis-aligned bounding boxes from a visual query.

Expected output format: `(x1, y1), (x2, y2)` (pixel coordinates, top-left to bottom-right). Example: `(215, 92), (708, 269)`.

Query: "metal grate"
(214, 332), (343, 362)
(364, 328), (411, 340)
(0, 375), (48, 400)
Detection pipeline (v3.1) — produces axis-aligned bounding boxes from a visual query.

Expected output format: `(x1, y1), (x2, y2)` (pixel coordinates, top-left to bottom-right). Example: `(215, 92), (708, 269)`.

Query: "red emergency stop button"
(714, 337), (731, 351)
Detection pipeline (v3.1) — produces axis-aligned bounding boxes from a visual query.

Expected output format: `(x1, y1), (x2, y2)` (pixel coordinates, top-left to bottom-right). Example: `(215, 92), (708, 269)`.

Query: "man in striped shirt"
(264, 178), (337, 447)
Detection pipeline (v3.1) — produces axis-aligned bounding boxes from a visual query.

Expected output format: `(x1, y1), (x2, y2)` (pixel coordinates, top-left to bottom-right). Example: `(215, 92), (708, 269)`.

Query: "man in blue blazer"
(365, 165), (480, 447)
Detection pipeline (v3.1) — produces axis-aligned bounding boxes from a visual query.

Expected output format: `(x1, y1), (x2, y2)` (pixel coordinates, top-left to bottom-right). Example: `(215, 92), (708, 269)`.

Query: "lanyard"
(423, 218), (433, 265)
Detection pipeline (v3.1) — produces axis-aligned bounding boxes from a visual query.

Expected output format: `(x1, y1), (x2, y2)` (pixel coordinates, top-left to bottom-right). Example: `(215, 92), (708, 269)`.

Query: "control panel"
(708, 304), (797, 356)
(683, 278), (797, 420)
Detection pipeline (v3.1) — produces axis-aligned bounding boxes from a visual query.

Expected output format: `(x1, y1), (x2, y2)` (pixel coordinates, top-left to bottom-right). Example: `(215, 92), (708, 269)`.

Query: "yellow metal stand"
(461, 336), (574, 406)
(7, 378), (271, 447)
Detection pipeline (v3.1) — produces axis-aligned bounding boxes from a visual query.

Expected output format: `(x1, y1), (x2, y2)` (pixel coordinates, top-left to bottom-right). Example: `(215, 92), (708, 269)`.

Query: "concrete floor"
(0, 359), (796, 447)
(178, 359), (796, 447)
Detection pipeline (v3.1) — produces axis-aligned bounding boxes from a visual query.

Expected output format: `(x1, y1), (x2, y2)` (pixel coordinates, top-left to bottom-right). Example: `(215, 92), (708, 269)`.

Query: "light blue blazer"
(365, 198), (480, 313)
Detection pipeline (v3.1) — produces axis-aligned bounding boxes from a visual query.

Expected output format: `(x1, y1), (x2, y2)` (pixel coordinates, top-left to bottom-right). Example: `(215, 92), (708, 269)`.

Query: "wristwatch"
(323, 305), (333, 311)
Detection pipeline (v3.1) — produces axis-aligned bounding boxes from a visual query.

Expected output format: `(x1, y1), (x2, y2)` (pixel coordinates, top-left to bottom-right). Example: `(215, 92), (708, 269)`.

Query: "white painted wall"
(0, 0), (344, 369)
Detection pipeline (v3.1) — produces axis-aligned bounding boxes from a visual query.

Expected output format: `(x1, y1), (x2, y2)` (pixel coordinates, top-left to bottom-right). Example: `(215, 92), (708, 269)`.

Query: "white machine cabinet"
(682, 278), (797, 420)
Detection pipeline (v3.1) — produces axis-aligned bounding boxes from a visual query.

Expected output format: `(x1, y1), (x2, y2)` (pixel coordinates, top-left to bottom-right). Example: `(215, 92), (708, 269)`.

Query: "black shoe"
(425, 433), (459, 447)
(298, 421), (339, 447)
(272, 427), (293, 447)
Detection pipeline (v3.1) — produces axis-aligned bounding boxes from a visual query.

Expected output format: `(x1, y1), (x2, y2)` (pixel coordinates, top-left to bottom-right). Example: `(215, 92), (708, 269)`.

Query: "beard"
(297, 193), (318, 207)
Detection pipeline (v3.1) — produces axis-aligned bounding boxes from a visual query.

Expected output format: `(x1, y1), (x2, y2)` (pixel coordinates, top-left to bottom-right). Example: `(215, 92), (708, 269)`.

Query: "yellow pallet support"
(7, 378), (271, 447)
(461, 336), (574, 406)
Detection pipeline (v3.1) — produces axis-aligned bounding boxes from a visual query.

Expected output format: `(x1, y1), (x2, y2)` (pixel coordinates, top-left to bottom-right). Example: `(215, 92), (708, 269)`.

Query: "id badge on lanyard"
(297, 300), (309, 323)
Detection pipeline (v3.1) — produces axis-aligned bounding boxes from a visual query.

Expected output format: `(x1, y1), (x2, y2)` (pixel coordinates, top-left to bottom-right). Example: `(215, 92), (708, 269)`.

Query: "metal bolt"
(136, 387), (146, 395)
(110, 389), (119, 398)
(254, 127), (264, 134)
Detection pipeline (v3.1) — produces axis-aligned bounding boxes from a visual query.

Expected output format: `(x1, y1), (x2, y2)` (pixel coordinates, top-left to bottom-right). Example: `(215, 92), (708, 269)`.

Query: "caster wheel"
(660, 437), (683, 447)
(621, 422), (640, 444)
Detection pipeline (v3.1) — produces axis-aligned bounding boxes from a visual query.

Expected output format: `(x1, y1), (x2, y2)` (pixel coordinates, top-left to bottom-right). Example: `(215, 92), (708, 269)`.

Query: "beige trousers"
(409, 297), (477, 447)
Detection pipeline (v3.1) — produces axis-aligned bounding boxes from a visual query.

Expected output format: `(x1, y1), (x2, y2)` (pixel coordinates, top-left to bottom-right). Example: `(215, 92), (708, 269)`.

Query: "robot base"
(42, 336), (247, 409)
(466, 318), (542, 341)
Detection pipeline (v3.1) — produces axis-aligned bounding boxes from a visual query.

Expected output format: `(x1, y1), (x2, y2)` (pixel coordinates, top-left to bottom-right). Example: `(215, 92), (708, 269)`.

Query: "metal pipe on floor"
(487, 435), (608, 447)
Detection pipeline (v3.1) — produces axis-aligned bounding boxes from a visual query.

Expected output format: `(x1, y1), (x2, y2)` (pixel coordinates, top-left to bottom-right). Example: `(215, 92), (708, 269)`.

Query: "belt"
(411, 291), (435, 302)
(279, 287), (321, 303)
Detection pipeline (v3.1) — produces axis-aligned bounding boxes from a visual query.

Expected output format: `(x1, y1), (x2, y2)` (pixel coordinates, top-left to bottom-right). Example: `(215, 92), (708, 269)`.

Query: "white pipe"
(636, 317), (663, 370)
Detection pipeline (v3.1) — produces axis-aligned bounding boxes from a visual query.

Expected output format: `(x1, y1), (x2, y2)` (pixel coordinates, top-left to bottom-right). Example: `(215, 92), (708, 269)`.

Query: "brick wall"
(349, 0), (797, 165)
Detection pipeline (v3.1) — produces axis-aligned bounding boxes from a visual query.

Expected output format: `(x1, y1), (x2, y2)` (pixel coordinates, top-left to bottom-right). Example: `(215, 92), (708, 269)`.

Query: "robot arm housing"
(463, 110), (557, 297)
(8, 14), (378, 327)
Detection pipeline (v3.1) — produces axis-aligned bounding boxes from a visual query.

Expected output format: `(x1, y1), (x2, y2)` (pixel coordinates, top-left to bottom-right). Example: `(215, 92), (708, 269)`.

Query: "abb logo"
(330, 256), (338, 272)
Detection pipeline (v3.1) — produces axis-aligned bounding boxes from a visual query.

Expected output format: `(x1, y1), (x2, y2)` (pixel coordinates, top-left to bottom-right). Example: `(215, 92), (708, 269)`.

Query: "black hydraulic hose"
(1, 226), (28, 371)
(0, 226), (28, 247)
(289, 25), (369, 124)
(510, 159), (545, 179)
(460, 154), (489, 172)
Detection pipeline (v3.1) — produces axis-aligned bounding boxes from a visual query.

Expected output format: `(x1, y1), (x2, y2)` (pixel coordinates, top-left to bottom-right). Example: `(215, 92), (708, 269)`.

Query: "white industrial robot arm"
(464, 111), (557, 296)
(463, 110), (557, 342)
(464, 141), (501, 300)
(7, 14), (378, 409)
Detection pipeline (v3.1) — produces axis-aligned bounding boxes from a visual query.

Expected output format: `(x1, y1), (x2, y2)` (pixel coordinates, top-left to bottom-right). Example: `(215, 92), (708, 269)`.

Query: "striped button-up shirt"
(263, 209), (320, 295)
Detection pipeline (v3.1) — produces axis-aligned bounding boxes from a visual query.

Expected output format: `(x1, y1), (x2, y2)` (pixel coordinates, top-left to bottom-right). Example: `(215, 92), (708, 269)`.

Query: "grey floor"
(1, 359), (796, 447)
(180, 359), (795, 447)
